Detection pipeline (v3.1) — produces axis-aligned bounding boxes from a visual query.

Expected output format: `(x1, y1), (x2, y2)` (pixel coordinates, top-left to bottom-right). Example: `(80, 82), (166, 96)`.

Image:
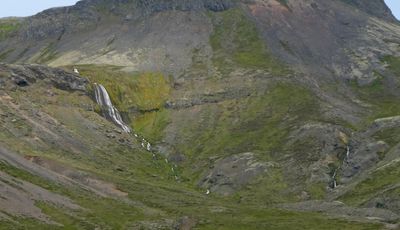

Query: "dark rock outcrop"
(18, 0), (234, 41)
(341, 141), (389, 183)
(0, 64), (88, 91)
(199, 152), (270, 195)
(165, 88), (252, 109)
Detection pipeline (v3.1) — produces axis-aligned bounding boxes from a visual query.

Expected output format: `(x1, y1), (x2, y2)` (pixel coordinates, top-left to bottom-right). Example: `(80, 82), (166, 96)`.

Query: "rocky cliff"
(341, 0), (396, 22)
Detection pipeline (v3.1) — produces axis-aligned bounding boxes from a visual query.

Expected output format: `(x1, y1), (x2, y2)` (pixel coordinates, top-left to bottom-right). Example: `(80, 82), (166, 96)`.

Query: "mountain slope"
(0, 0), (400, 229)
(0, 63), (386, 229)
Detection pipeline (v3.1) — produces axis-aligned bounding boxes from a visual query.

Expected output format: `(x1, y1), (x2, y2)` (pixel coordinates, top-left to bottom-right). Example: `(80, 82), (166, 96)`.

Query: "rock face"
(0, 64), (88, 91)
(367, 116), (400, 135)
(341, 0), (396, 22)
(0, 0), (398, 80)
(199, 153), (269, 195)
(341, 141), (389, 182)
(17, 0), (234, 41)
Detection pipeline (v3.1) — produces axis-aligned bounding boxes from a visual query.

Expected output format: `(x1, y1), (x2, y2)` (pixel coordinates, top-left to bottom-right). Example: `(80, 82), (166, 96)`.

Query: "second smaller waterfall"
(330, 145), (351, 189)
(94, 83), (131, 133)
(331, 168), (338, 189)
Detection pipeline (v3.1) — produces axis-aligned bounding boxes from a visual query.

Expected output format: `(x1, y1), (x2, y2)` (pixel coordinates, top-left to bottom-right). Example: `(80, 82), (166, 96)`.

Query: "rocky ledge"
(0, 64), (88, 92)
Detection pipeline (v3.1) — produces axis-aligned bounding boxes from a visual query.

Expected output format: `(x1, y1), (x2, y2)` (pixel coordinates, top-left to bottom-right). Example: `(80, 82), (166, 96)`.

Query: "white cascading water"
(92, 83), (179, 179)
(93, 83), (153, 152)
(94, 83), (131, 133)
(332, 169), (338, 189)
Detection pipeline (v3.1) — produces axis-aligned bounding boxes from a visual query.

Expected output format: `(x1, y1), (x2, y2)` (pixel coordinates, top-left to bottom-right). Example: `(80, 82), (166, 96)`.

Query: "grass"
(0, 161), (147, 229)
(233, 166), (292, 205)
(340, 161), (400, 206)
(4, 153), (376, 230)
(0, 64), (387, 229)
(75, 65), (171, 112)
(132, 109), (170, 143)
(171, 82), (321, 198)
(178, 83), (319, 159)
(0, 18), (21, 40)
(307, 183), (327, 200)
(194, 207), (382, 230)
(65, 64), (172, 141)
(0, 48), (15, 61)
(346, 56), (400, 127)
(35, 42), (59, 64)
(36, 202), (95, 230)
(0, 218), (57, 230)
(374, 127), (400, 147)
(349, 69), (400, 123)
(0, 161), (61, 192)
(209, 9), (290, 76)
(382, 55), (400, 77)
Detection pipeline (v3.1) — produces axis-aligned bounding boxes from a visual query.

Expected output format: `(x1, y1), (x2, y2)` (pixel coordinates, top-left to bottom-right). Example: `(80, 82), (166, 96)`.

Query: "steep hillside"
(1, 0), (400, 229)
(0, 63), (386, 229)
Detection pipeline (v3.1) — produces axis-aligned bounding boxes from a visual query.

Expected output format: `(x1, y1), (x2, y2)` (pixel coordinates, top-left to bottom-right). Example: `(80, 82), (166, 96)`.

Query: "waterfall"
(92, 83), (178, 180)
(93, 83), (152, 152)
(331, 145), (351, 189)
(332, 168), (338, 189)
(93, 83), (131, 133)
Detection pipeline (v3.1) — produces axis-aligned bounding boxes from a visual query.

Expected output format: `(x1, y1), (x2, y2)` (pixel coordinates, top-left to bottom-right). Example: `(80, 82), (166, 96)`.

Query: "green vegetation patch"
(178, 83), (319, 159)
(306, 182), (327, 200)
(174, 83), (320, 196)
(77, 65), (171, 112)
(0, 68), (382, 230)
(382, 55), (400, 77)
(0, 161), (147, 229)
(374, 127), (400, 147)
(0, 217), (56, 230)
(233, 166), (292, 205)
(0, 18), (21, 40)
(132, 109), (170, 143)
(210, 8), (289, 75)
(0, 48), (15, 61)
(0, 161), (60, 192)
(350, 72), (400, 122)
(73, 64), (171, 141)
(35, 42), (59, 64)
(195, 206), (382, 230)
(340, 161), (400, 206)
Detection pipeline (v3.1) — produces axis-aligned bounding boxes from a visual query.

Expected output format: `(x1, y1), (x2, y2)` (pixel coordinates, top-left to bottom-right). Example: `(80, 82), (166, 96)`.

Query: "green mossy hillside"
(382, 55), (400, 77)
(177, 83), (320, 160)
(0, 162), (383, 230)
(0, 18), (21, 40)
(76, 65), (171, 112)
(69, 64), (171, 142)
(340, 160), (400, 206)
(350, 71), (400, 123)
(132, 109), (170, 143)
(210, 9), (290, 76)
(171, 83), (321, 199)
